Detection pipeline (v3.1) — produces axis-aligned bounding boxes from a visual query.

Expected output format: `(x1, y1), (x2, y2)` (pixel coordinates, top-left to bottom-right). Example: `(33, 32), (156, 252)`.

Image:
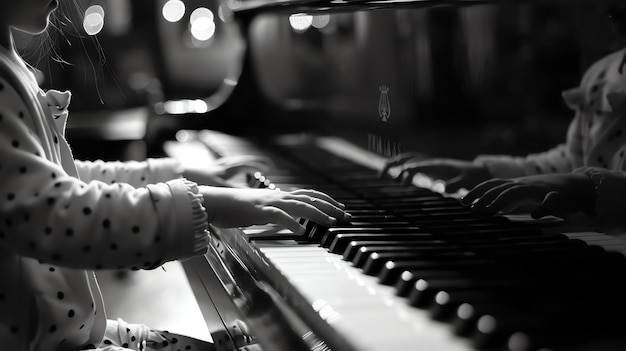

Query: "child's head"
(0, 0), (59, 35)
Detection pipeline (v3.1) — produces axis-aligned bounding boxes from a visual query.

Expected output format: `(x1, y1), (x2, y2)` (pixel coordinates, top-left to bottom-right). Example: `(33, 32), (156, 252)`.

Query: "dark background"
(14, 0), (623, 162)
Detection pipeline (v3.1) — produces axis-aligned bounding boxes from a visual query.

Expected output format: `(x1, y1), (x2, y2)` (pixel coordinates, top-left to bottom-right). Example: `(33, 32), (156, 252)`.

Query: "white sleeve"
(75, 158), (183, 187)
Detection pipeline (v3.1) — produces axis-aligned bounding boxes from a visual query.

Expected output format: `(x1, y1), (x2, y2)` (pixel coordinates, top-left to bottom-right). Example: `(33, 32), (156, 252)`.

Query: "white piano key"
(264, 243), (474, 351)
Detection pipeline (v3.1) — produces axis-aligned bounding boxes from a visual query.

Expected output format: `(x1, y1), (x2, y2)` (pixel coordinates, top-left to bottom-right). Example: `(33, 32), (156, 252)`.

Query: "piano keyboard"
(179, 130), (626, 351)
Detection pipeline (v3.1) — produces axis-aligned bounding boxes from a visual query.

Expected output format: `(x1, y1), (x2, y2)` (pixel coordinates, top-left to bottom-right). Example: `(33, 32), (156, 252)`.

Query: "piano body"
(154, 1), (626, 350)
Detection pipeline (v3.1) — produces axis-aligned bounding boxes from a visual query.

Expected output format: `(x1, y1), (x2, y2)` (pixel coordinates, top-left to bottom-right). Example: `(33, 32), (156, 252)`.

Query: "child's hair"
(13, 0), (110, 101)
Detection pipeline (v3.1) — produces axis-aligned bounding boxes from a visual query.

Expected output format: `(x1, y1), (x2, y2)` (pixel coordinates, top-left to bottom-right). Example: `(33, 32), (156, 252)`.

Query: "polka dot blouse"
(0, 48), (209, 350)
(474, 48), (626, 229)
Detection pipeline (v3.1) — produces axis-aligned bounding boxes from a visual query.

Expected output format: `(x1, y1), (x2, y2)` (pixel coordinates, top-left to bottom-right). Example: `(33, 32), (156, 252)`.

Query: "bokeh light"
(289, 14), (313, 32)
(162, 0), (186, 23)
(190, 7), (216, 41)
(83, 5), (105, 35)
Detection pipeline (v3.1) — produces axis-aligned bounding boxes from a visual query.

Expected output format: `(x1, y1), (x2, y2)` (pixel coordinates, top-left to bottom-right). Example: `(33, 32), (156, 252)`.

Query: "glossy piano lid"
(231, 0), (596, 16)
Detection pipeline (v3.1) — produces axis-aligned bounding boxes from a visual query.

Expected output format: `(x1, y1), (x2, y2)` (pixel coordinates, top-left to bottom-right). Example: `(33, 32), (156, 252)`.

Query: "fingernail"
(338, 202), (346, 209)
(343, 213), (352, 221)
(329, 217), (338, 225)
(470, 204), (483, 213)
(297, 226), (306, 235)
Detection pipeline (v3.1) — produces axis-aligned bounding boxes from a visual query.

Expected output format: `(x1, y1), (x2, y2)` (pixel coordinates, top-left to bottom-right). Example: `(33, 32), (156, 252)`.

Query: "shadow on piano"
(159, 1), (626, 351)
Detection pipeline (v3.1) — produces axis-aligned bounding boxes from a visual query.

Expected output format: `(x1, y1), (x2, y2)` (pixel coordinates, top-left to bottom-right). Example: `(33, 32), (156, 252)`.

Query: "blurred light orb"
(162, 0), (186, 23)
(311, 14), (330, 29)
(190, 18), (216, 41)
(83, 5), (105, 35)
(85, 4), (104, 17)
(190, 7), (214, 24)
(289, 14), (313, 32)
(190, 8), (216, 41)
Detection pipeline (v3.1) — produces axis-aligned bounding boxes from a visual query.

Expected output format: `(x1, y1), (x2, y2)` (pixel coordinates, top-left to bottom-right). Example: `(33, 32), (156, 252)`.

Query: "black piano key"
(387, 262), (512, 292)
(456, 234), (572, 248)
(448, 275), (626, 341)
(467, 236), (570, 250)
(329, 233), (438, 254)
(435, 228), (553, 241)
(363, 253), (491, 277)
(453, 300), (514, 337)
(361, 250), (479, 275)
(406, 276), (532, 309)
(342, 240), (447, 261)
(322, 230), (427, 251)
(352, 244), (460, 268)
(392, 269), (477, 295)
(424, 220), (527, 231)
(298, 218), (329, 242)
(366, 194), (444, 202)
(431, 291), (484, 322)
(418, 206), (473, 213)
(403, 211), (478, 221)
(470, 310), (602, 351)
(345, 214), (402, 223)
(347, 220), (411, 227)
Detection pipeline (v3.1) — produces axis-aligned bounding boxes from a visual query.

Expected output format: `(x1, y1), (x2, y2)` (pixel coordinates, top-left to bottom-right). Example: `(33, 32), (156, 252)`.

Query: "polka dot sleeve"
(0, 78), (209, 270)
(75, 158), (184, 188)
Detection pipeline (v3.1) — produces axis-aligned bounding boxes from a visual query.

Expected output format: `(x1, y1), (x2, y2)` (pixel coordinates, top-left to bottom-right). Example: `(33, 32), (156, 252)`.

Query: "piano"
(155, 1), (626, 350)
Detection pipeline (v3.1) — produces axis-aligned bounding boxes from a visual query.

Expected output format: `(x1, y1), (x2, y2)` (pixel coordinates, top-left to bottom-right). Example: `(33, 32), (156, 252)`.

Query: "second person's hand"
(460, 173), (596, 219)
(386, 158), (492, 193)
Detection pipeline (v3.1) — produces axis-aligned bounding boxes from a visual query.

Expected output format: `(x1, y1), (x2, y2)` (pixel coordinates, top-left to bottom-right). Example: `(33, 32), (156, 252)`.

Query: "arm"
(472, 51), (619, 178)
(74, 158), (183, 187)
(0, 78), (208, 270)
(474, 97), (584, 178)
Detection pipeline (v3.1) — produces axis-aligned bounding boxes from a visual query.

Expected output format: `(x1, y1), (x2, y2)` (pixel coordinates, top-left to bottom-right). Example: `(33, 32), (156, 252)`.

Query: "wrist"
(198, 185), (217, 223)
(475, 164), (492, 179)
(572, 168), (603, 216)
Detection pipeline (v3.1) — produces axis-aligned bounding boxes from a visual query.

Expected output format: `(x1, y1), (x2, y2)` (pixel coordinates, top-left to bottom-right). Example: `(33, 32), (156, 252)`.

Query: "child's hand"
(199, 186), (349, 234)
(379, 152), (428, 177)
(382, 156), (491, 193)
(460, 173), (596, 219)
(208, 155), (274, 180)
(186, 155), (273, 181)
(184, 155), (274, 187)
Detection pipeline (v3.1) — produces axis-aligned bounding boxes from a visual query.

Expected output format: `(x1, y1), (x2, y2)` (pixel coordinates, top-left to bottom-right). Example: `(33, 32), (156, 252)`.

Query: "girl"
(384, 1), (626, 232)
(0, 0), (349, 350)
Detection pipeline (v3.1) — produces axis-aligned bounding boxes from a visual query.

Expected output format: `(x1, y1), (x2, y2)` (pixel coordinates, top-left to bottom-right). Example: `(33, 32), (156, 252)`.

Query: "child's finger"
(398, 162), (437, 179)
(379, 153), (418, 176)
(261, 207), (305, 235)
(483, 185), (546, 215)
(531, 191), (565, 219)
(461, 178), (510, 206)
(471, 182), (521, 209)
(286, 195), (348, 220)
(288, 189), (345, 209)
(274, 199), (339, 226)
(443, 176), (466, 193)
(399, 164), (438, 185)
